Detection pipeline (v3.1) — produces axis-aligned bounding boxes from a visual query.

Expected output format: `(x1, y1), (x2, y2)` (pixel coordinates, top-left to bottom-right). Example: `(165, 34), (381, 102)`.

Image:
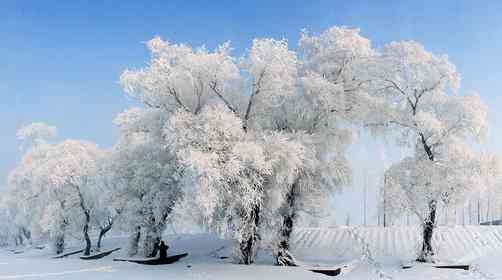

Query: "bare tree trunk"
(477, 199), (481, 225)
(128, 226), (141, 256)
(383, 174), (387, 227)
(97, 222), (113, 250)
(83, 210), (92, 256)
(417, 200), (437, 262)
(469, 201), (472, 225)
(75, 185), (92, 256)
(416, 133), (438, 263)
(54, 233), (65, 254)
(275, 180), (298, 266)
(142, 213), (170, 258)
(462, 205), (465, 226)
(21, 227), (31, 244)
(142, 226), (162, 258)
(16, 227), (31, 246)
(487, 198), (491, 224)
(239, 204), (260, 265)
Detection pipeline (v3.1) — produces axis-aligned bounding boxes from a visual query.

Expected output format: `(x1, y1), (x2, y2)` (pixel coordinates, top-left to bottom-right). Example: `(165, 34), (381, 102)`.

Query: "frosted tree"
(472, 153), (502, 224)
(232, 26), (378, 266)
(371, 41), (488, 262)
(105, 129), (184, 257)
(34, 140), (101, 255)
(168, 105), (267, 263)
(120, 33), (361, 265)
(7, 123), (58, 247)
(120, 37), (273, 263)
(114, 48), (209, 256)
(0, 195), (32, 246)
(258, 26), (378, 265)
(85, 150), (121, 251)
(9, 123), (102, 256)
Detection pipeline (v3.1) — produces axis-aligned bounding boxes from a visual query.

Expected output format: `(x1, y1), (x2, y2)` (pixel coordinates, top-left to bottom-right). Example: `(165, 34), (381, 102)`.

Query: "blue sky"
(2, 0), (502, 223)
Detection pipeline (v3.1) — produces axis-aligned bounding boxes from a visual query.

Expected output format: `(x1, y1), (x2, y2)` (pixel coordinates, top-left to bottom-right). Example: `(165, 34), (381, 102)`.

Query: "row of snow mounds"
(291, 226), (502, 264)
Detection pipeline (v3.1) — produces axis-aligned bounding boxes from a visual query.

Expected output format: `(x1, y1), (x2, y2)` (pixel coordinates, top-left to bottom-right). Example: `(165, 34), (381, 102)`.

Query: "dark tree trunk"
(128, 226), (141, 256)
(416, 133), (438, 263)
(97, 222), (113, 250)
(16, 227), (31, 246)
(142, 228), (161, 258)
(143, 208), (172, 258)
(54, 233), (65, 255)
(142, 216), (167, 258)
(148, 236), (161, 258)
(276, 180), (299, 266)
(239, 204), (260, 265)
(22, 227), (31, 239)
(417, 200), (437, 262)
(83, 210), (92, 256)
(75, 185), (92, 256)
(17, 233), (24, 246)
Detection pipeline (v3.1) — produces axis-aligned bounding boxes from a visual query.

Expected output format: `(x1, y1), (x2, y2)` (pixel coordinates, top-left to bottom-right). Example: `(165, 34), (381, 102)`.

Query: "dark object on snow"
(402, 263), (469, 270)
(481, 219), (502, 225)
(434, 264), (470, 270)
(158, 240), (169, 260)
(309, 267), (342, 277)
(113, 253), (188, 265)
(52, 249), (84, 259)
(402, 264), (413, 269)
(80, 248), (121, 260)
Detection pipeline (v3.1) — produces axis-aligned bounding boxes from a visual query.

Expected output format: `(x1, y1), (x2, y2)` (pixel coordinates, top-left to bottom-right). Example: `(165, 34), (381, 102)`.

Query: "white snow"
(1, 227), (502, 279)
(292, 225), (502, 263)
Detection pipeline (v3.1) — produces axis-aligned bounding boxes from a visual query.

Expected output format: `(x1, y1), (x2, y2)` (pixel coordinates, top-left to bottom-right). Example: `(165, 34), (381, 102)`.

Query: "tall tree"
(371, 41), (488, 262)
(120, 31), (365, 264)
(36, 140), (101, 255)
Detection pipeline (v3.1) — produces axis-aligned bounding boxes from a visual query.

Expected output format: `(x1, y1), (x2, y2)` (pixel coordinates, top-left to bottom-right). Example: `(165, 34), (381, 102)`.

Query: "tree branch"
(209, 81), (238, 114)
(168, 87), (190, 112)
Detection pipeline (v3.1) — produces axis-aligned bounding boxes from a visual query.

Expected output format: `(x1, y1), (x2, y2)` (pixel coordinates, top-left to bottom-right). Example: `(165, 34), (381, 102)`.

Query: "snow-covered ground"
(292, 226), (502, 263)
(1, 227), (502, 279)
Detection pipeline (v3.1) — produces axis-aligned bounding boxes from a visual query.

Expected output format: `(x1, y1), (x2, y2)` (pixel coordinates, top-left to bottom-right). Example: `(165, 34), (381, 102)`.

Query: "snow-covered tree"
(105, 130), (184, 257)
(9, 123), (102, 255)
(298, 28), (491, 263)
(112, 59), (194, 256)
(83, 149), (121, 251)
(120, 33), (358, 265)
(0, 195), (32, 246)
(34, 140), (101, 255)
(7, 123), (58, 247)
(371, 41), (488, 262)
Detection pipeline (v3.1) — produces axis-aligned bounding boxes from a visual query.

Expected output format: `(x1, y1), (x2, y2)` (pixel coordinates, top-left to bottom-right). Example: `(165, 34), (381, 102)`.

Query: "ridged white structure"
(291, 226), (502, 263)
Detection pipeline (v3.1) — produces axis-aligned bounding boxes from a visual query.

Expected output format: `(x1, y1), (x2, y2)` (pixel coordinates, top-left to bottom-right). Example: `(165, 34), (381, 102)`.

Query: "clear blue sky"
(2, 0), (502, 208)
